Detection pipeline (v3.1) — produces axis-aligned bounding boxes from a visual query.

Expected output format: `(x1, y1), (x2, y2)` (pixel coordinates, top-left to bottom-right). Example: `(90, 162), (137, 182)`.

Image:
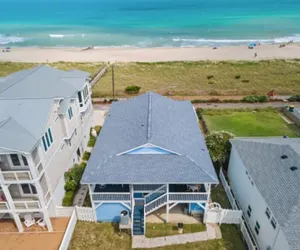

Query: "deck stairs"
(133, 199), (145, 235)
(144, 185), (168, 215)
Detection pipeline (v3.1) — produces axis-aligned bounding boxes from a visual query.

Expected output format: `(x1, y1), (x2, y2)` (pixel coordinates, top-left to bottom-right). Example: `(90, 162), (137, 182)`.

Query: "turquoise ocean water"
(1, 0), (300, 47)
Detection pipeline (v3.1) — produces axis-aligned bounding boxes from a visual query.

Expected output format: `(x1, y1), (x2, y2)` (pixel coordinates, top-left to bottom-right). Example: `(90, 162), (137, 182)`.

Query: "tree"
(205, 131), (234, 163)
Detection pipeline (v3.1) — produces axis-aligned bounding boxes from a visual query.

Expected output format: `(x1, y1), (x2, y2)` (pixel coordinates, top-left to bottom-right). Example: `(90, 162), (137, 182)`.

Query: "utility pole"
(112, 63), (115, 101)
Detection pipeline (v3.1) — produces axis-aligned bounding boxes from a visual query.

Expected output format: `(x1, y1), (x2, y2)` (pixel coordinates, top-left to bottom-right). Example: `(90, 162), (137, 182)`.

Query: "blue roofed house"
(81, 92), (218, 235)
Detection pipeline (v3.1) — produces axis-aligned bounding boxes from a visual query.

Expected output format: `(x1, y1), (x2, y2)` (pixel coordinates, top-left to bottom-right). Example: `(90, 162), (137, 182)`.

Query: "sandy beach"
(1, 44), (300, 62)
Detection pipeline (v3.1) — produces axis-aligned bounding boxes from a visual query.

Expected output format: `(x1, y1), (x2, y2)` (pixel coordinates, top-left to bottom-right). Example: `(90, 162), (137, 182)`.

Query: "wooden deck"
(0, 218), (69, 250)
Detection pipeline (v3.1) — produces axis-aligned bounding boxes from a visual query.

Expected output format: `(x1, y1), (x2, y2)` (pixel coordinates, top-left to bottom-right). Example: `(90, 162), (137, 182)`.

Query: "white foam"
(49, 34), (75, 38)
(0, 34), (26, 45)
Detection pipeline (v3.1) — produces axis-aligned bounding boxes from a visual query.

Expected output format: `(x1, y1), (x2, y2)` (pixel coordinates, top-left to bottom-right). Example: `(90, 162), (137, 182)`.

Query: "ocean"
(1, 0), (300, 47)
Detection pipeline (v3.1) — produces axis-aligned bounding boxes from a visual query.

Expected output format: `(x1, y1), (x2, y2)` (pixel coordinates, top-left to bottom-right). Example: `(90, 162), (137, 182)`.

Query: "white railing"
(0, 201), (10, 211)
(144, 185), (166, 204)
(169, 192), (208, 202)
(133, 184), (163, 192)
(59, 209), (77, 250)
(56, 206), (74, 217)
(145, 193), (167, 214)
(219, 168), (258, 250)
(92, 192), (130, 201)
(13, 200), (41, 210)
(1, 170), (33, 183)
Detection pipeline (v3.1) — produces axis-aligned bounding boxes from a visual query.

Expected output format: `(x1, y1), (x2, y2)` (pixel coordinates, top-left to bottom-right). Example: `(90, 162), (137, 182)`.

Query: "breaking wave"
(0, 34), (26, 45)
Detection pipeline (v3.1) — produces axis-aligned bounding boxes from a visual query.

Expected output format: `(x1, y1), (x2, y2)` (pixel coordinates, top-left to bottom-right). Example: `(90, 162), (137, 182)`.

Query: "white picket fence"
(59, 206), (96, 250)
(219, 169), (258, 250)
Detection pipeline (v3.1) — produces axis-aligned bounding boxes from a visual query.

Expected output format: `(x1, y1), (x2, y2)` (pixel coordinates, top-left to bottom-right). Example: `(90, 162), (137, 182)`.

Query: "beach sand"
(1, 44), (300, 62)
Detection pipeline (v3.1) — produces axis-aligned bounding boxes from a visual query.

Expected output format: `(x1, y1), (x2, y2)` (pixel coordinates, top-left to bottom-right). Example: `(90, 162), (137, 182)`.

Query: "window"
(10, 154), (20, 166)
(78, 91), (83, 107)
(48, 128), (53, 143)
(42, 136), (47, 151)
(247, 205), (252, 217)
(74, 128), (77, 136)
(255, 221), (260, 235)
(21, 184), (37, 195)
(265, 207), (271, 219)
(271, 217), (277, 229)
(21, 156), (28, 166)
(42, 128), (54, 152)
(68, 107), (73, 120)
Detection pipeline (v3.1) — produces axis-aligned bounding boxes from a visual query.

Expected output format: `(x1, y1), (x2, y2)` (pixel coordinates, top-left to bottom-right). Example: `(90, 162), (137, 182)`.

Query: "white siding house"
(0, 66), (93, 232)
(228, 138), (300, 250)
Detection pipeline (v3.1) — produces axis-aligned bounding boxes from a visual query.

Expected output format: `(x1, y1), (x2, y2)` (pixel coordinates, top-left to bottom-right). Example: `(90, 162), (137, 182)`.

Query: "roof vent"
(281, 155), (288, 159)
(290, 166), (298, 171)
(141, 124), (144, 127)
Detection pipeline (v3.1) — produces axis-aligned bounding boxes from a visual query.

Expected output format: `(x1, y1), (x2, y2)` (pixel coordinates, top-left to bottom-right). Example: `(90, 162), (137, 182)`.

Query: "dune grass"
(203, 109), (300, 137)
(92, 60), (300, 97)
(0, 61), (104, 77)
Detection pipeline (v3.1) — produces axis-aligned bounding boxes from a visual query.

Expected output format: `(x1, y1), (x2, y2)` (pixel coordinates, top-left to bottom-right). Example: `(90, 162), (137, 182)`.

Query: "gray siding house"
(228, 138), (300, 250)
(0, 66), (93, 232)
(81, 92), (218, 235)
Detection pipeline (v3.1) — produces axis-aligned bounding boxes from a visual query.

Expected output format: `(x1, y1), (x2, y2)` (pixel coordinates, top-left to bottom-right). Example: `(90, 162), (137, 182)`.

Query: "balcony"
(92, 184), (131, 201)
(0, 170), (33, 183)
(13, 200), (41, 210)
(168, 184), (208, 202)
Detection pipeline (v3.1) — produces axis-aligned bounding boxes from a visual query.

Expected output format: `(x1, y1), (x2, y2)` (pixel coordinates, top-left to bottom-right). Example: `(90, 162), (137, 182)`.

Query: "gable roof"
(0, 65), (90, 153)
(231, 138), (300, 250)
(82, 92), (218, 184)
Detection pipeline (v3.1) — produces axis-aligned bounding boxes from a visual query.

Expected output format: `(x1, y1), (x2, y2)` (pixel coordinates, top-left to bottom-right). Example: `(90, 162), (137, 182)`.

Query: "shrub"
(64, 180), (78, 192)
(205, 131), (235, 163)
(103, 98), (107, 103)
(69, 164), (86, 184)
(235, 75), (241, 79)
(125, 85), (141, 94)
(288, 95), (300, 102)
(191, 99), (208, 104)
(62, 191), (75, 206)
(242, 95), (268, 103)
(241, 79), (250, 83)
(94, 126), (102, 135)
(64, 171), (71, 182)
(208, 98), (221, 103)
(207, 75), (214, 79)
(82, 151), (91, 161)
(88, 136), (96, 147)
(109, 98), (118, 102)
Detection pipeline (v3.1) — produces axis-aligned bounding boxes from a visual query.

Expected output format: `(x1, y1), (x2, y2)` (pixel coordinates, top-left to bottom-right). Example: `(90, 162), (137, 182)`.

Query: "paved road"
(93, 102), (300, 111)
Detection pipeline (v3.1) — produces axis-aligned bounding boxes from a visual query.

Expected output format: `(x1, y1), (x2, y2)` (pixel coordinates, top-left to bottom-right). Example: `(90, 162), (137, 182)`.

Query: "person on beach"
(254, 52), (257, 58)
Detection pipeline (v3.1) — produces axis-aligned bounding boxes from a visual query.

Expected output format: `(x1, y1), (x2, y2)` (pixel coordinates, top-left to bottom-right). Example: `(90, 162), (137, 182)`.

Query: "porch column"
(166, 184), (169, 223)
(203, 184), (211, 223)
(1, 185), (24, 232)
(12, 212), (24, 232)
(88, 184), (97, 222)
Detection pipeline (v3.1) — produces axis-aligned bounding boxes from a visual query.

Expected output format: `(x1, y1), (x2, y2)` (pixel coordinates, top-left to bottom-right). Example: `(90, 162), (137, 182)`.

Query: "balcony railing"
(13, 200), (41, 210)
(0, 201), (10, 211)
(0, 170), (33, 183)
(92, 193), (131, 201)
(133, 184), (163, 192)
(169, 192), (209, 202)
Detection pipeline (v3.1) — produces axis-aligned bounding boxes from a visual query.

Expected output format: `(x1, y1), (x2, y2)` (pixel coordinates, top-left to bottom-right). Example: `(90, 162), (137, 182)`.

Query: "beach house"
(81, 92), (218, 235)
(228, 138), (300, 250)
(0, 66), (93, 232)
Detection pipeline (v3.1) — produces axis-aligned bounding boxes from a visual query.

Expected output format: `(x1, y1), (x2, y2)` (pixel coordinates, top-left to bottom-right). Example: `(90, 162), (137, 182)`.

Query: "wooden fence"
(219, 169), (258, 250)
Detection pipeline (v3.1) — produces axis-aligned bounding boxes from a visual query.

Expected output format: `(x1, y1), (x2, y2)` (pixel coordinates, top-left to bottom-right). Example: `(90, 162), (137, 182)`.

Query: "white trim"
(117, 143), (181, 156)
(168, 202), (179, 211)
(95, 202), (103, 209)
(120, 202), (131, 210)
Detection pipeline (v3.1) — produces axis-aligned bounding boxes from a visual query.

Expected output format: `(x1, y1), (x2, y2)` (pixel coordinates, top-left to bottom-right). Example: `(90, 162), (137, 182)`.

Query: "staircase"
(133, 199), (145, 235)
(144, 185), (168, 215)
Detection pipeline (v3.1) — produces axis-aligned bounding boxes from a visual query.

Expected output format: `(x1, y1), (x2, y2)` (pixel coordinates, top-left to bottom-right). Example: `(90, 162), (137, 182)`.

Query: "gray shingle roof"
(82, 92), (218, 184)
(231, 138), (300, 250)
(0, 65), (89, 153)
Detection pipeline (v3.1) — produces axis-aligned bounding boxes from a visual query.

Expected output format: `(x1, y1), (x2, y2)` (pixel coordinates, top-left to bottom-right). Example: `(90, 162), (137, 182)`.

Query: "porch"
(0, 218), (69, 250)
(146, 204), (202, 224)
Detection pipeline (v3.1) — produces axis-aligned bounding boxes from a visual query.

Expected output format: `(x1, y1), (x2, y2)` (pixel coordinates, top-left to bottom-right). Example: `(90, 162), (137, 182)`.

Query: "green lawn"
(69, 221), (245, 250)
(0, 61), (104, 77)
(203, 109), (300, 137)
(92, 60), (300, 97)
(146, 223), (206, 238)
